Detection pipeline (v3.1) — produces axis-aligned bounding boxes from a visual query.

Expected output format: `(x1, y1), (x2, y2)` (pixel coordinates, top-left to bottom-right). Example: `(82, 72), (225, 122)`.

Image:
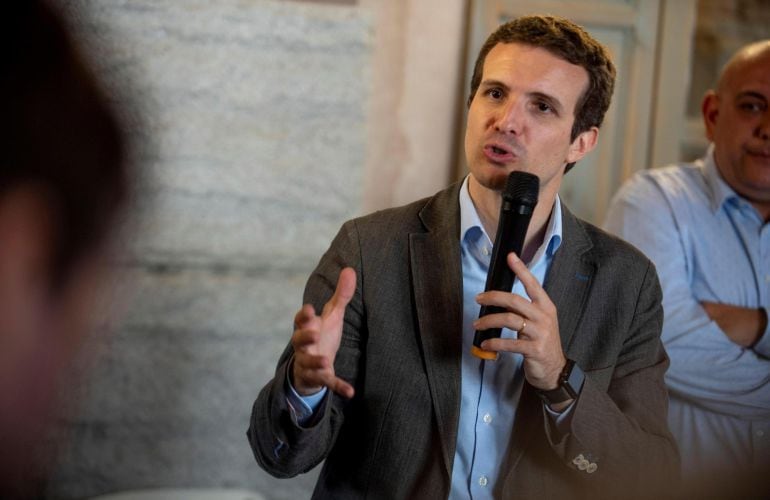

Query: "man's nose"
(494, 98), (524, 135)
(756, 111), (770, 141)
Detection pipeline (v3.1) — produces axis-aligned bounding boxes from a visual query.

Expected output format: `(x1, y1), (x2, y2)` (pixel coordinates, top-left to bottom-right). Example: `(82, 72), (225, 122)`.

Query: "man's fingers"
(477, 289), (528, 310)
(294, 304), (318, 330)
(292, 268), (356, 399)
(326, 267), (356, 314)
(481, 337), (530, 355)
(328, 377), (355, 399)
(296, 364), (355, 400)
(476, 290), (537, 323)
(295, 353), (329, 370)
(292, 321), (323, 350)
(474, 311), (527, 333)
(507, 252), (548, 303)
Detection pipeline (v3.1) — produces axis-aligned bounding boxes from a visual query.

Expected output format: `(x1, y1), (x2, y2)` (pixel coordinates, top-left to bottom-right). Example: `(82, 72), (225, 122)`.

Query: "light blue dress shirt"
(449, 176), (563, 499)
(604, 145), (770, 478)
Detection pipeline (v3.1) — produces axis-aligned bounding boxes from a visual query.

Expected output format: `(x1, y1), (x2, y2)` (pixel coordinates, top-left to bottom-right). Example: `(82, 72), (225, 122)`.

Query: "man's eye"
(536, 101), (552, 113)
(738, 100), (765, 113)
(486, 88), (503, 99)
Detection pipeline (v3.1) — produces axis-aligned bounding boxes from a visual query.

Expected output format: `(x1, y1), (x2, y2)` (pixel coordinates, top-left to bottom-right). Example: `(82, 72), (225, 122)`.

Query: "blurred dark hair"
(468, 15), (616, 173)
(1, 1), (128, 289)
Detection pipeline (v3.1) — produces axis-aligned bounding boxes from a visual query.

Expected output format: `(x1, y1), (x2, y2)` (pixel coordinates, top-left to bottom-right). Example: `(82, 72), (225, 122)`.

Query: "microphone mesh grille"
(505, 171), (539, 206)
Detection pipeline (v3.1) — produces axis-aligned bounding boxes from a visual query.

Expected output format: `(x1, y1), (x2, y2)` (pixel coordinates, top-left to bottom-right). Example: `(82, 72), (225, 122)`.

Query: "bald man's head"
(716, 40), (770, 94)
(702, 39), (770, 220)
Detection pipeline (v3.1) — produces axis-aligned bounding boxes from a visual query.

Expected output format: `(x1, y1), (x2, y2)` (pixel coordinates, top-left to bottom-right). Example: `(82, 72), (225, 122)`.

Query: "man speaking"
(248, 15), (678, 499)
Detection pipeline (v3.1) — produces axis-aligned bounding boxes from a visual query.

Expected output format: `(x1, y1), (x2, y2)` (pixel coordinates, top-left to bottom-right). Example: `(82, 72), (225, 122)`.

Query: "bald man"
(605, 40), (770, 486)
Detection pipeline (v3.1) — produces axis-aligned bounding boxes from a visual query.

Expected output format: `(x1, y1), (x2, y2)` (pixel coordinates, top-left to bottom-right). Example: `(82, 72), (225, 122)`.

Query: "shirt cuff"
(544, 398), (577, 435)
(286, 383), (328, 425)
(753, 307), (770, 358)
(284, 360), (328, 426)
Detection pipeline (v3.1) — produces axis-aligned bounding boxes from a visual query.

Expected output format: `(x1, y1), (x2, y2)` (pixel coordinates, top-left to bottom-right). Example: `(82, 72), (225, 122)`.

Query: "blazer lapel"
(409, 184), (464, 478)
(543, 204), (596, 352)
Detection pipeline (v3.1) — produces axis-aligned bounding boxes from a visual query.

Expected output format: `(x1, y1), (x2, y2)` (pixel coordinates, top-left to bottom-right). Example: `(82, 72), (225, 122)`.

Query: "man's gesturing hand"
(291, 267), (356, 399)
(474, 252), (566, 391)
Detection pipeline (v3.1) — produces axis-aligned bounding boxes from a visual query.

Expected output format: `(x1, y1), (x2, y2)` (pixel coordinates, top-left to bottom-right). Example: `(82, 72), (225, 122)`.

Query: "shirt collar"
(703, 143), (742, 214)
(460, 176), (487, 243)
(459, 175), (562, 260)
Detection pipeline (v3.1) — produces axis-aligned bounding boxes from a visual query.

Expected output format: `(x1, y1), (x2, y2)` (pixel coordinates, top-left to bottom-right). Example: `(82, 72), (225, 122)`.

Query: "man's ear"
(702, 90), (719, 142)
(566, 126), (599, 164)
(0, 186), (55, 305)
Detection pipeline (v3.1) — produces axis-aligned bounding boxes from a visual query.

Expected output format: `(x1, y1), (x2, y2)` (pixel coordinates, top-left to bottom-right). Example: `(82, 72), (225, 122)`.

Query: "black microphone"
(471, 171), (539, 360)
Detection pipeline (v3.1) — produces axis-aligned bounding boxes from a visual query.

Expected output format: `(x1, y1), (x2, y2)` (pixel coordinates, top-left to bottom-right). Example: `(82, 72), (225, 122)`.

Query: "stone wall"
(48, 1), (372, 498)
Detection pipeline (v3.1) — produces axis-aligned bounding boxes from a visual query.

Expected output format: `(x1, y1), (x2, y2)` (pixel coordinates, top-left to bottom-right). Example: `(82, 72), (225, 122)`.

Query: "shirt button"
(757, 430), (765, 437)
(765, 275), (770, 283)
(478, 475), (488, 487)
(483, 413), (492, 424)
(482, 247), (490, 256)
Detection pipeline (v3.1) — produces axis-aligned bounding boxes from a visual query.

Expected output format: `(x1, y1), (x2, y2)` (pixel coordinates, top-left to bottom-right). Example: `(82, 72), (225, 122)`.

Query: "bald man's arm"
(700, 302), (768, 354)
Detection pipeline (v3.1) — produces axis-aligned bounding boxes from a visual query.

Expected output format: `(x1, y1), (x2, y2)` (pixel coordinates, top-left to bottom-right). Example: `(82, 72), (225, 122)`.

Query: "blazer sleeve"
(543, 260), (680, 494)
(247, 219), (365, 478)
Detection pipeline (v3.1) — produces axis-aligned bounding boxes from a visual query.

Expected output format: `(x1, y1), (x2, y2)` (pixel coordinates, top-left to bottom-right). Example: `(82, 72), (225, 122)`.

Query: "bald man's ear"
(702, 90), (720, 143)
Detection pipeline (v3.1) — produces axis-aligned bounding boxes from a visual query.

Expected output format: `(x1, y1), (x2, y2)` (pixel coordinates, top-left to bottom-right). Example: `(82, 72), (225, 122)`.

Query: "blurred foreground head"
(0, 0), (128, 495)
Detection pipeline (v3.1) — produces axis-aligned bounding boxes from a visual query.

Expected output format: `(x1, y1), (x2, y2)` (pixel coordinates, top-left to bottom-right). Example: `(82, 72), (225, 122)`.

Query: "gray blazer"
(248, 182), (679, 499)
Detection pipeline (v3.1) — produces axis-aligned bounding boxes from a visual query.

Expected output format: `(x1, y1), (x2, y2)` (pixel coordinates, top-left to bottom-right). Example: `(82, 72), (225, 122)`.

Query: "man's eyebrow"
(479, 79), (510, 90)
(479, 80), (565, 111)
(735, 90), (768, 102)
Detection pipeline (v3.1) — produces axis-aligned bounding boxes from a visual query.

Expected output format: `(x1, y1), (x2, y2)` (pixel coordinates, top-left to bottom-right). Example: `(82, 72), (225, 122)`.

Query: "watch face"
(565, 361), (585, 396)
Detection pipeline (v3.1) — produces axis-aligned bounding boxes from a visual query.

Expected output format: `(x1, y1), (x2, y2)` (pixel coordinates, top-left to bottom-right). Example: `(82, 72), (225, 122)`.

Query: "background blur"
(45, 0), (768, 498)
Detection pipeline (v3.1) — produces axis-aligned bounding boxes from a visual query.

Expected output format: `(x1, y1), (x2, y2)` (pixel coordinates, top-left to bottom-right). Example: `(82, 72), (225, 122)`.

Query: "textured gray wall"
(48, 1), (372, 498)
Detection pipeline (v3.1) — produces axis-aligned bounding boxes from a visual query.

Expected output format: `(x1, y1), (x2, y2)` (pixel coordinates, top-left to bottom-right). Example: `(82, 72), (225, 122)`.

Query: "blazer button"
(586, 463), (598, 474)
(572, 454), (585, 466)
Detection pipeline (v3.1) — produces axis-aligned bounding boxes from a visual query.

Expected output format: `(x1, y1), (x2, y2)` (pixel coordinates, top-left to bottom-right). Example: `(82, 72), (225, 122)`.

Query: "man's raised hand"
(291, 267), (356, 399)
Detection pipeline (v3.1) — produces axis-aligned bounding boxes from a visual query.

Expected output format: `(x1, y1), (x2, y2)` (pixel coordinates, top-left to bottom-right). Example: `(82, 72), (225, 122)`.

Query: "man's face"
(464, 42), (596, 198)
(705, 49), (770, 206)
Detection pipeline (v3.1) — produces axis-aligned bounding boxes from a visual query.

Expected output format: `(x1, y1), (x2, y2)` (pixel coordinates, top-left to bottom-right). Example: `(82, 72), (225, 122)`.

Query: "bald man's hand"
(290, 267), (356, 399)
(701, 301), (767, 348)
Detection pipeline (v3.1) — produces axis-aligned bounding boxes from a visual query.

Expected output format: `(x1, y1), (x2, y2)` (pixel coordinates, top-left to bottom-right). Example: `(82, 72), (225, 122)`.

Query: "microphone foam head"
(505, 171), (539, 206)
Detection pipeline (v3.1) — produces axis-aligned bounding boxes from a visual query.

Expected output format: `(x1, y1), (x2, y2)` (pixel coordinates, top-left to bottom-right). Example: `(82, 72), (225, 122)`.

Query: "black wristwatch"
(536, 359), (585, 405)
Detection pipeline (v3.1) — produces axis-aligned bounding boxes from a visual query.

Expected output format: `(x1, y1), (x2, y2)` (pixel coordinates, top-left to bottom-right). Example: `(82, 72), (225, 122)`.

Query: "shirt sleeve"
(604, 174), (770, 420)
(544, 398), (578, 436)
